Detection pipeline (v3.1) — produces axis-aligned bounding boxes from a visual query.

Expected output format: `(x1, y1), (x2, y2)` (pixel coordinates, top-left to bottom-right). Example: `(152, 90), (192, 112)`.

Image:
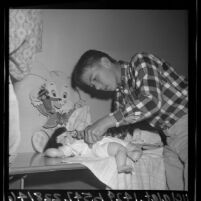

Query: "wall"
(13, 9), (188, 153)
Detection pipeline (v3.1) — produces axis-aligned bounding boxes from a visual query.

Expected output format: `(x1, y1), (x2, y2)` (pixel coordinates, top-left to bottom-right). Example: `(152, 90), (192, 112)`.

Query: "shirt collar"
(116, 61), (130, 91)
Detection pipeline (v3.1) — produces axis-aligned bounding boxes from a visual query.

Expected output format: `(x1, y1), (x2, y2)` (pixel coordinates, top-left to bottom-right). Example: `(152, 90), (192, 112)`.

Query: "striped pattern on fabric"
(113, 52), (188, 131)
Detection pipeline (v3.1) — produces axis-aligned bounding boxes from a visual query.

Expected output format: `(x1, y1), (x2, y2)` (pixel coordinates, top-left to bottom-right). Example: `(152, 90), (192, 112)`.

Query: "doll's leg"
(107, 142), (133, 173)
(127, 150), (143, 162)
(44, 148), (64, 158)
(126, 143), (143, 162)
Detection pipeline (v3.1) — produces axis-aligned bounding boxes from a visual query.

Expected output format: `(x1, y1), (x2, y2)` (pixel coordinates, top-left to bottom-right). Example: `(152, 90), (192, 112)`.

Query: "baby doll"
(44, 130), (143, 173)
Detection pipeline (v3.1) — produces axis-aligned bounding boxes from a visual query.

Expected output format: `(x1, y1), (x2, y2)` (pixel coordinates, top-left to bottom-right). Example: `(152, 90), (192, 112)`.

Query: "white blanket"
(62, 130), (166, 190)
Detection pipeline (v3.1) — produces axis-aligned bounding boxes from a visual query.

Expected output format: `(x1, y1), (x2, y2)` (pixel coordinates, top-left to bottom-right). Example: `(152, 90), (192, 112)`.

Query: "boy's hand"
(84, 115), (116, 145)
(83, 125), (103, 146)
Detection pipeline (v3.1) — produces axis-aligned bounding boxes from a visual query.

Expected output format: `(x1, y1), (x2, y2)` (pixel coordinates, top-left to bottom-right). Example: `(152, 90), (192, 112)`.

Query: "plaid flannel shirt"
(112, 52), (188, 131)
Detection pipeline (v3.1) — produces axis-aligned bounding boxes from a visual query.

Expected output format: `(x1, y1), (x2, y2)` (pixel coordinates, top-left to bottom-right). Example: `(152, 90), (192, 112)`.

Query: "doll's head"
(59, 131), (76, 145)
(43, 71), (75, 111)
(30, 70), (82, 114)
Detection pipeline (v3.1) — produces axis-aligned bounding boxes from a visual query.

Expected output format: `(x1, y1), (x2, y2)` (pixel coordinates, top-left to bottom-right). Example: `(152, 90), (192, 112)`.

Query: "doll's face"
(44, 72), (75, 111)
(45, 81), (72, 109)
(63, 132), (76, 145)
(56, 131), (76, 145)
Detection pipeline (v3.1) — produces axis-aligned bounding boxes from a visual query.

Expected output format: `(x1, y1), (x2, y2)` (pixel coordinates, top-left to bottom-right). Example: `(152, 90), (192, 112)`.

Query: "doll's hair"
(43, 127), (67, 152)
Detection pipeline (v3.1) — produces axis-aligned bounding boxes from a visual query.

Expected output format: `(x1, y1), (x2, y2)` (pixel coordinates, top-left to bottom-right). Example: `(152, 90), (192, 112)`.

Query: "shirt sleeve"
(113, 53), (163, 124)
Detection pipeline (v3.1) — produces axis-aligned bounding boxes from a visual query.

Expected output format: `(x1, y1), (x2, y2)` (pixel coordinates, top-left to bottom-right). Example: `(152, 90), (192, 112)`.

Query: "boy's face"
(81, 58), (118, 91)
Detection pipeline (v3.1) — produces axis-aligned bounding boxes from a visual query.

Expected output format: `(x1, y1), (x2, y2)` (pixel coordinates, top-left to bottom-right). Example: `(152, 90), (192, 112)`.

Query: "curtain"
(9, 76), (21, 155)
(9, 9), (43, 155)
(9, 9), (43, 81)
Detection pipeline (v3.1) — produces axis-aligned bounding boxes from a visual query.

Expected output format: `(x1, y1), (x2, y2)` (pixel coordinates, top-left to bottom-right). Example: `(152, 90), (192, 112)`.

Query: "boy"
(71, 50), (188, 190)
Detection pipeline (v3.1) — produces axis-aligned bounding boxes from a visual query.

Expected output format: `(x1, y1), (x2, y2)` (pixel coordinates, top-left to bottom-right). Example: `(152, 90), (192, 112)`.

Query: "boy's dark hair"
(71, 49), (116, 89)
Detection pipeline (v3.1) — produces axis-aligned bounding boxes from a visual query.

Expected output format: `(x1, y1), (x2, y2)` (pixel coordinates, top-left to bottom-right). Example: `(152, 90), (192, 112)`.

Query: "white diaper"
(59, 140), (90, 156)
(92, 141), (110, 158)
(92, 137), (128, 158)
(59, 137), (128, 158)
